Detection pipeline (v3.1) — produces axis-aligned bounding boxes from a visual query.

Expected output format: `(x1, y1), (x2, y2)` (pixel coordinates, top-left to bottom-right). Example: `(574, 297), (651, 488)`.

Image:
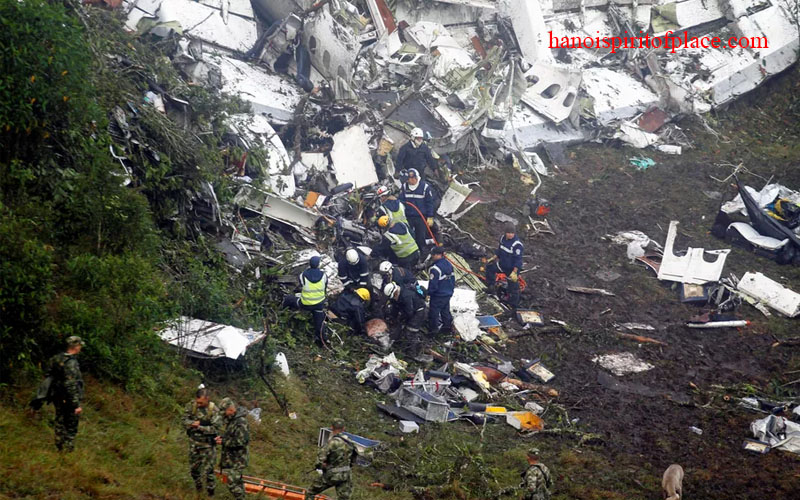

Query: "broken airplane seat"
(215, 471), (331, 499)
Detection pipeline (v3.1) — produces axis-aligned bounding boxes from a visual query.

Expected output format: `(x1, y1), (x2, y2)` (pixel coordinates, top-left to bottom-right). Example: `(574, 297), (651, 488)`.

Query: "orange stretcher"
(216, 471), (332, 499)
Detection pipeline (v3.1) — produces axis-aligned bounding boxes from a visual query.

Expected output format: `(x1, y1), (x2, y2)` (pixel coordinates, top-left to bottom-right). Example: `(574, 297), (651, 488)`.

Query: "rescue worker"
(216, 398), (250, 500)
(337, 248), (370, 292)
(383, 282), (426, 352)
(485, 221), (524, 311)
(330, 288), (371, 335)
(427, 247), (454, 335)
(521, 448), (553, 500)
(183, 387), (221, 496)
(49, 335), (85, 452)
(396, 127), (437, 176)
(375, 185), (408, 225)
(376, 216), (420, 268)
(282, 255), (328, 344)
(305, 418), (358, 500)
(399, 168), (436, 252)
(378, 261), (416, 291)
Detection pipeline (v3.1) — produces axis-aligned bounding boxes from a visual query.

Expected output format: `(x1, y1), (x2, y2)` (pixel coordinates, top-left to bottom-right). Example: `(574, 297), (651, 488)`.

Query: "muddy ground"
(438, 66), (800, 499)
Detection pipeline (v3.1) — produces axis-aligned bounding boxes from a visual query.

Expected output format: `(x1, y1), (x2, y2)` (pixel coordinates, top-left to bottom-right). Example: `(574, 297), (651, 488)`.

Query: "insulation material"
(592, 352), (654, 376)
(454, 314), (482, 342)
(330, 125), (379, 188)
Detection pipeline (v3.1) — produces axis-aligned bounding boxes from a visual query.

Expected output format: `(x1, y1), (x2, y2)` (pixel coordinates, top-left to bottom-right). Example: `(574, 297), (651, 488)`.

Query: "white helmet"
(345, 248), (359, 265)
(383, 282), (399, 298)
(379, 261), (393, 274)
(376, 185), (389, 197)
(411, 127), (424, 139)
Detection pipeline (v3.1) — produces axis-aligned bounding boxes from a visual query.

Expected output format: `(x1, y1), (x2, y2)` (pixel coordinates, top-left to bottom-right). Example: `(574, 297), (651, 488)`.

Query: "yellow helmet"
(355, 288), (371, 302)
(378, 215), (390, 228)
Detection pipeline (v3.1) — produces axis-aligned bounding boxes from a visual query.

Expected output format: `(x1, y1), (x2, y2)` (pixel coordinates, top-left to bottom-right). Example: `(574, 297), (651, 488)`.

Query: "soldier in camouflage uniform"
(305, 418), (357, 500)
(49, 336), (85, 452)
(183, 387), (221, 496)
(217, 398), (249, 500)
(521, 448), (553, 500)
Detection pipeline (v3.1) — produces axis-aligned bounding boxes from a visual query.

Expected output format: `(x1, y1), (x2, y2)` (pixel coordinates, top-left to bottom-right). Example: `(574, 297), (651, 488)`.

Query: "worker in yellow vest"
(375, 216), (420, 268)
(282, 255), (328, 344)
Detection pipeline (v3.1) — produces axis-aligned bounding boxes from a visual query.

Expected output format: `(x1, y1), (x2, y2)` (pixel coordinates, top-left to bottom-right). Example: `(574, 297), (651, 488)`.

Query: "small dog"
(662, 464), (684, 500)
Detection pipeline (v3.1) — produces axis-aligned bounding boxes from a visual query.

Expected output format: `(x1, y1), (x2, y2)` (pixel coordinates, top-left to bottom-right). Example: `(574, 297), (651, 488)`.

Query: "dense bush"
(0, 0), (173, 386)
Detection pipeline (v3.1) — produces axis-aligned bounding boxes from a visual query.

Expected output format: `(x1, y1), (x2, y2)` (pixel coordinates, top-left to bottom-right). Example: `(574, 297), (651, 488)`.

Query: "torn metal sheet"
(437, 180), (473, 217)
(301, 3), (361, 83)
(494, 212), (519, 226)
(592, 352), (654, 376)
(638, 107), (669, 133)
(567, 287), (615, 296)
(651, 0), (725, 36)
(130, 0), (258, 52)
(329, 125), (379, 188)
(737, 272), (800, 317)
(214, 55), (303, 124)
(657, 221), (730, 285)
(520, 63), (580, 124)
(364, 0), (396, 38)
(751, 415), (800, 455)
(506, 0), (553, 65)
(582, 68), (660, 125)
(158, 316), (265, 359)
(228, 114), (296, 198)
(493, 103), (585, 149)
(234, 185), (319, 229)
(727, 223), (790, 251)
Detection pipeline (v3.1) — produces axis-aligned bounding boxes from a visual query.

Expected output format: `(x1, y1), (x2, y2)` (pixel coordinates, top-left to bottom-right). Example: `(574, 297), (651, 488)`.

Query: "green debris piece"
(630, 157), (656, 170)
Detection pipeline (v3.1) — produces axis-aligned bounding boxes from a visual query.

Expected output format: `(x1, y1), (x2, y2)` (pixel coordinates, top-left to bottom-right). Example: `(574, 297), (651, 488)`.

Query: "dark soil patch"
(443, 64), (800, 498)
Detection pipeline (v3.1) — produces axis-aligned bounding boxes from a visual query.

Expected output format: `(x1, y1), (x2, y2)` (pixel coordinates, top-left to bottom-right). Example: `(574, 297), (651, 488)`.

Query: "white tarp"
(159, 316), (265, 359)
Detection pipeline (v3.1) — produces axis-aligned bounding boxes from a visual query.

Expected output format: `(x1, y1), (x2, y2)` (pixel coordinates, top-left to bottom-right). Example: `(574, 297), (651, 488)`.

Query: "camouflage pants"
(305, 472), (352, 500)
(189, 443), (216, 492)
(522, 493), (549, 500)
(221, 466), (245, 500)
(54, 404), (80, 452)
